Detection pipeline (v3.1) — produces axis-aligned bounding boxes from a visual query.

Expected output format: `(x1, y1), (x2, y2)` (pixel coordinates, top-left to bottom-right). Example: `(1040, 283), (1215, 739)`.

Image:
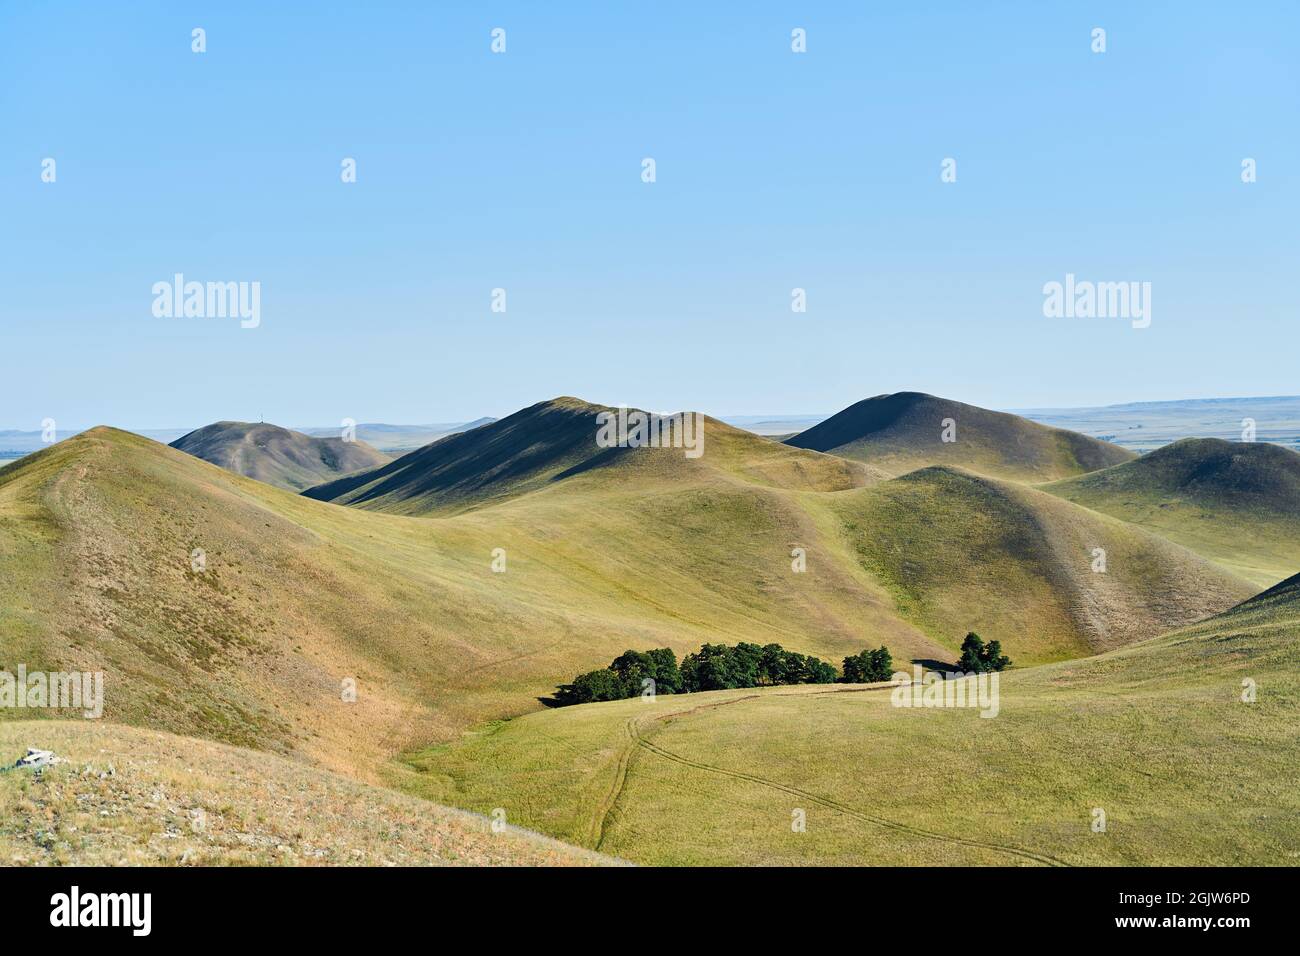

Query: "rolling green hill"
(1043, 438), (1300, 587)
(1229, 567), (1300, 616)
(1, 411), (1240, 778)
(304, 397), (883, 515)
(400, 570), (1300, 866)
(303, 396), (1249, 664)
(171, 421), (391, 492)
(822, 465), (1254, 661)
(302, 397), (629, 514)
(786, 392), (1135, 481)
(0, 423), (942, 780)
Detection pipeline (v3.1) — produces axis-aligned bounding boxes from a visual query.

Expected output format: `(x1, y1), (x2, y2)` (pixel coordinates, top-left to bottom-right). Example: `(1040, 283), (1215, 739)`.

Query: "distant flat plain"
(1013, 395), (1300, 454)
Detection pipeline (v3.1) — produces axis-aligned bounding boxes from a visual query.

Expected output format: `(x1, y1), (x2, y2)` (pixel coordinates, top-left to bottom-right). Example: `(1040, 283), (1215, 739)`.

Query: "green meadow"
(396, 585), (1300, 866)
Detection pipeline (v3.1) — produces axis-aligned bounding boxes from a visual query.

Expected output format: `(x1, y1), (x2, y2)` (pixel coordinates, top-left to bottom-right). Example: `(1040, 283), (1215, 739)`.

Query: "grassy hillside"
(1043, 438), (1300, 587)
(400, 573), (1300, 866)
(303, 398), (627, 514)
(0, 425), (952, 780)
(0, 416), (1250, 787)
(822, 466), (1254, 661)
(0, 721), (611, 866)
(304, 397), (884, 515)
(0, 427), (464, 777)
(0, 412), (1270, 868)
(171, 421), (391, 492)
(303, 397), (1246, 664)
(787, 392), (1135, 481)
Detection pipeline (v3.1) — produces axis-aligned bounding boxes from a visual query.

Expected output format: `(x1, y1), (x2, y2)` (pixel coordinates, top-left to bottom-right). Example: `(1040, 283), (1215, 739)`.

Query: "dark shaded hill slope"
(787, 392), (1135, 481)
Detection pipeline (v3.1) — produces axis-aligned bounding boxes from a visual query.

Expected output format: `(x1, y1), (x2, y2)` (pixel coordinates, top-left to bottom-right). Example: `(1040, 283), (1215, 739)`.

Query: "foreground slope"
(0, 721), (610, 866)
(1043, 438), (1300, 587)
(171, 421), (391, 491)
(402, 572), (1300, 866)
(787, 392), (1135, 481)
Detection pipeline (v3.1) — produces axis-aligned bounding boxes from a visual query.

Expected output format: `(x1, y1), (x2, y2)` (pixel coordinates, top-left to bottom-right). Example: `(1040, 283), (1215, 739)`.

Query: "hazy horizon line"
(4, 390), (1300, 437)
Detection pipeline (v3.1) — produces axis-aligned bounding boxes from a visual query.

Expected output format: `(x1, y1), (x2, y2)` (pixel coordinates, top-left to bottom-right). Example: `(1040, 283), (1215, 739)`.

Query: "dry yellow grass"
(0, 720), (614, 866)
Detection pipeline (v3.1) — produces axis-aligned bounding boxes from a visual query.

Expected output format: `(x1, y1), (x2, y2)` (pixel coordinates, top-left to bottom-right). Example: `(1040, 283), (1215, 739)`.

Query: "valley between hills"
(1, 392), (1296, 866)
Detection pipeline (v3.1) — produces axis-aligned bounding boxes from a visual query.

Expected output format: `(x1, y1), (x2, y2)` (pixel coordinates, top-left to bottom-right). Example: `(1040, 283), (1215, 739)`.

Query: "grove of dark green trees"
(554, 641), (898, 706)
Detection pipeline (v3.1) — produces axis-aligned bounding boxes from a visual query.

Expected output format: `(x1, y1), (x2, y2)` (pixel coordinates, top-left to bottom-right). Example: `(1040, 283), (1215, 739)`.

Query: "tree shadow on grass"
(911, 658), (959, 674)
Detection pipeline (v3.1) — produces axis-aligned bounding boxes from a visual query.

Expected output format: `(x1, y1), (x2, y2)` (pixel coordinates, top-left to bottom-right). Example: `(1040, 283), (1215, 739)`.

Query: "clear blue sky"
(2, 2), (1297, 430)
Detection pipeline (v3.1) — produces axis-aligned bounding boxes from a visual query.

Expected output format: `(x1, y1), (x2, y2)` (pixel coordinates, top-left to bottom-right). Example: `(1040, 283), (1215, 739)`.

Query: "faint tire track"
(589, 716), (640, 850)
